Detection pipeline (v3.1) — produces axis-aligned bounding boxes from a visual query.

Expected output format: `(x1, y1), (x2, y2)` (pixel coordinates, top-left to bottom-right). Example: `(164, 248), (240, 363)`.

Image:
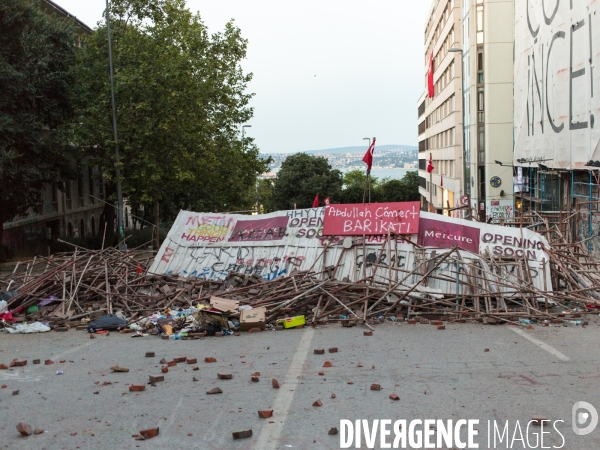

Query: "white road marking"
(255, 327), (315, 450)
(509, 327), (570, 361)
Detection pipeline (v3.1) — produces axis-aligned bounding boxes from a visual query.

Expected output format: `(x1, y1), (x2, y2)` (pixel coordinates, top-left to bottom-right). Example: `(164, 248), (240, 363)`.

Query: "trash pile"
(1, 238), (599, 336)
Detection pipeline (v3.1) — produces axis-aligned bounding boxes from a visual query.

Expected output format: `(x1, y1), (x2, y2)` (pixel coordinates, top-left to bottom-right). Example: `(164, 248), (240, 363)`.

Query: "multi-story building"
(2, 1), (107, 256)
(513, 0), (600, 256)
(418, 0), (464, 216)
(462, 0), (514, 221)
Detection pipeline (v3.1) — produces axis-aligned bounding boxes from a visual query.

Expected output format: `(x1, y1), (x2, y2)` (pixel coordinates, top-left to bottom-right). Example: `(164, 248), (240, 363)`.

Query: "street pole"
(449, 47), (468, 219)
(106, 0), (125, 250)
(363, 137), (371, 203)
(429, 152), (433, 212)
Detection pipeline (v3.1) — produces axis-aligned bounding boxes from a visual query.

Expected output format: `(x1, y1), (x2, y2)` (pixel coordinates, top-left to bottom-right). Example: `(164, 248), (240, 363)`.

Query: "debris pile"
(1, 238), (599, 335)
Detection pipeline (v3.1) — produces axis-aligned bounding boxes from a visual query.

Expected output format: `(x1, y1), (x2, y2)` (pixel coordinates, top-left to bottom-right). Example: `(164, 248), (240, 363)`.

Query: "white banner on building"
(514, 0), (600, 169)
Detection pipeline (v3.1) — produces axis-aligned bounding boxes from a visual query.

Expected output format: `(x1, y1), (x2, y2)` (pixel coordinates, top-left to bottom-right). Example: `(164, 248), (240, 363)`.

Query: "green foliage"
(342, 169), (378, 188)
(273, 153), (342, 210)
(73, 0), (269, 219)
(373, 171), (419, 202)
(0, 0), (78, 227)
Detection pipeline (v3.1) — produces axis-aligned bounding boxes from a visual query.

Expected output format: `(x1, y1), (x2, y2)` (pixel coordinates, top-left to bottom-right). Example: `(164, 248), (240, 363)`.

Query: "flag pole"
(429, 152), (433, 212)
(368, 172), (371, 203)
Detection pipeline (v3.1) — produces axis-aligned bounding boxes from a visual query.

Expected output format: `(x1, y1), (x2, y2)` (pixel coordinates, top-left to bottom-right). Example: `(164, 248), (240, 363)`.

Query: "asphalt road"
(1, 319), (600, 449)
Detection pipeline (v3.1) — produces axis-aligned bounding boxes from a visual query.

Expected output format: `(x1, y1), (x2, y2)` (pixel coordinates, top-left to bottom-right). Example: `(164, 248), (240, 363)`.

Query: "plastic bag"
(88, 314), (127, 332)
(6, 322), (51, 333)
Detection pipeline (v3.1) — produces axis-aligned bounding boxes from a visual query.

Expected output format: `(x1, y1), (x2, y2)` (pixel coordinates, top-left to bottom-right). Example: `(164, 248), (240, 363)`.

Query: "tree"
(73, 0), (268, 247)
(341, 169), (379, 203)
(376, 171), (420, 202)
(0, 0), (78, 250)
(273, 153), (342, 210)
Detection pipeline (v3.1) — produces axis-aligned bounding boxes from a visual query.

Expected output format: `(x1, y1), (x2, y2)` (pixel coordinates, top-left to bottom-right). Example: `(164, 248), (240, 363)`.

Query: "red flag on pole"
(312, 194), (319, 208)
(428, 52), (434, 98)
(427, 153), (434, 173)
(324, 197), (330, 206)
(362, 137), (376, 174)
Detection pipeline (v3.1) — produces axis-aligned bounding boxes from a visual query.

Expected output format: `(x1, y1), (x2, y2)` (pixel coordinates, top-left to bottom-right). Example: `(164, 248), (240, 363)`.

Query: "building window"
(88, 167), (95, 204)
(77, 173), (84, 207)
(64, 181), (72, 210)
(476, 5), (484, 44)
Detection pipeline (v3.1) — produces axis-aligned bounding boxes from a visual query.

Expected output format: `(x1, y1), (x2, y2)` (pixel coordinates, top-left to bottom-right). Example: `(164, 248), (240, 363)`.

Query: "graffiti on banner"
(180, 215), (234, 243)
(228, 216), (289, 242)
(323, 202), (420, 236)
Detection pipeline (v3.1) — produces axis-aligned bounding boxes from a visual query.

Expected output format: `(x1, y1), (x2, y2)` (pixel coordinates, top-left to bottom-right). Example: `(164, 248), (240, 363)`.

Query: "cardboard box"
(210, 297), (239, 314)
(277, 315), (306, 329)
(239, 307), (266, 331)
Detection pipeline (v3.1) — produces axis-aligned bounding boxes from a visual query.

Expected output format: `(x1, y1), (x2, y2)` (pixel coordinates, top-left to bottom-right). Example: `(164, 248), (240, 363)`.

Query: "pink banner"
(417, 218), (480, 253)
(228, 216), (289, 242)
(323, 202), (420, 236)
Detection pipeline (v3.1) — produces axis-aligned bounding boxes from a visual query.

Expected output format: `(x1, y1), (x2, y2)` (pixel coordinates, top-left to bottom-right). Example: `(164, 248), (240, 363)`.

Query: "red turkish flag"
(312, 194), (319, 208)
(362, 137), (376, 173)
(428, 52), (434, 98)
(427, 153), (434, 173)
(324, 197), (330, 206)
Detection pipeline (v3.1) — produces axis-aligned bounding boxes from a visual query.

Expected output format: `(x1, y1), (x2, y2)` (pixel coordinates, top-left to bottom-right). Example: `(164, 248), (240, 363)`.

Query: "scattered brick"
(149, 375), (164, 383)
(275, 325), (284, 331)
(258, 410), (273, 419)
(312, 400), (322, 407)
(161, 335), (169, 340)
(214, 332), (223, 337)
(437, 325), (445, 330)
(160, 358), (167, 364)
(192, 366), (199, 371)
(33, 359), (40, 364)
(531, 416), (548, 426)
(1, 384), (6, 388)
(186, 358), (197, 364)
(328, 347), (338, 353)
(551, 319), (562, 324)
(139, 427), (159, 439)
(218, 373), (233, 380)
(370, 384), (381, 391)
(347, 382), (354, 385)
(16, 423), (32, 437)
(364, 331), (373, 336)
(205, 357), (217, 363)
(331, 393), (336, 398)
(272, 379), (280, 389)
(161, 367), (168, 373)
(111, 365), (129, 372)
(252, 372), (261, 376)
(329, 427), (339, 435)
(232, 429), (252, 440)
(10, 360), (27, 367)
(145, 352), (155, 357)
(389, 393), (400, 401)
(251, 376), (259, 382)
(167, 361), (177, 367)
(318, 371), (325, 376)
(408, 319), (417, 325)
(484, 348), (490, 352)
(0, 364), (7, 370)
(174, 357), (187, 363)
(12, 390), (19, 395)
(431, 320), (444, 326)
(206, 387), (222, 394)
(34, 429), (44, 435)
(323, 361), (332, 367)
(314, 349), (325, 354)
(90, 334), (96, 339)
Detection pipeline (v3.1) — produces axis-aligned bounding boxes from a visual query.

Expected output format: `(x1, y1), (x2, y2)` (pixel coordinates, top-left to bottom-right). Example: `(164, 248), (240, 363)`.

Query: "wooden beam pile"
(1, 238), (598, 331)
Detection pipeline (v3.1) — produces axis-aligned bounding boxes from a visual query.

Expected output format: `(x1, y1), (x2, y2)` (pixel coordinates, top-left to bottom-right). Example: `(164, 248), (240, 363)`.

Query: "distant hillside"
(304, 145), (417, 155)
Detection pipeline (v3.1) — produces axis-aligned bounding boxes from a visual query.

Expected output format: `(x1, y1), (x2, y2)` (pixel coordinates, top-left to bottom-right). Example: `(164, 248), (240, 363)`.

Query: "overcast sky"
(52, 0), (429, 154)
